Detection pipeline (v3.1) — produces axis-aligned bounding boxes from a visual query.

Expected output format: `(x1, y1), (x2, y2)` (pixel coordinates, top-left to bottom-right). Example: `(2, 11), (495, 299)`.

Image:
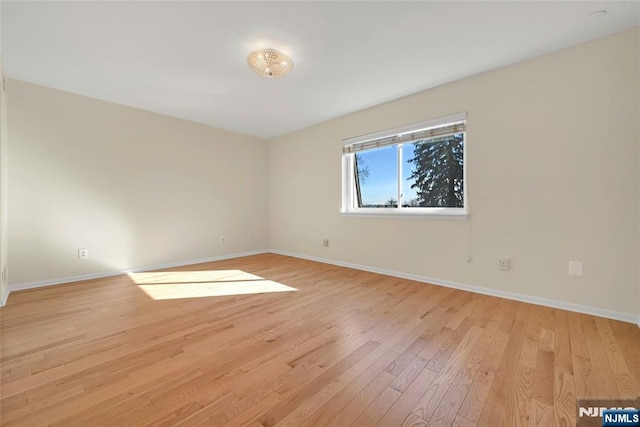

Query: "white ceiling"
(2, 1), (639, 139)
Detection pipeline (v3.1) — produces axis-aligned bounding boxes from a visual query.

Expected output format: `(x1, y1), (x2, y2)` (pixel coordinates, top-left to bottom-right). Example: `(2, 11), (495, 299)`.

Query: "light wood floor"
(1, 253), (639, 426)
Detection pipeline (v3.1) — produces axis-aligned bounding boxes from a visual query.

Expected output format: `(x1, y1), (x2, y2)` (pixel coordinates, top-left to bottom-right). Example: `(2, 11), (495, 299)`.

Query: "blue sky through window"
(358, 144), (418, 205)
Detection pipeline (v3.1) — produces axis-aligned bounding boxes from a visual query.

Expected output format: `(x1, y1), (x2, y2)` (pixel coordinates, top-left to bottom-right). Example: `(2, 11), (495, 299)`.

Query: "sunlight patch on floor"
(128, 270), (297, 300)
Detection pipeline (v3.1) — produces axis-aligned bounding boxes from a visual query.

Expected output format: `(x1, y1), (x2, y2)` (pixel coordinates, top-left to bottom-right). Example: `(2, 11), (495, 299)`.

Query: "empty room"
(0, 1), (639, 426)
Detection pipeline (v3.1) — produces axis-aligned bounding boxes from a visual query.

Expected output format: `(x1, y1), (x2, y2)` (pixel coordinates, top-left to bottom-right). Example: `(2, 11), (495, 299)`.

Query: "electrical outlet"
(323, 239), (329, 247)
(220, 236), (226, 244)
(498, 258), (510, 271)
(78, 248), (89, 259)
(568, 261), (583, 277)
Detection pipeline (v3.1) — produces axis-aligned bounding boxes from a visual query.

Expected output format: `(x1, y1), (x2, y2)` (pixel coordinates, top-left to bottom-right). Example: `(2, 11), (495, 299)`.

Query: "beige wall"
(8, 80), (269, 285)
(269, 28), (640, 319)
(0, 62), (8, 302)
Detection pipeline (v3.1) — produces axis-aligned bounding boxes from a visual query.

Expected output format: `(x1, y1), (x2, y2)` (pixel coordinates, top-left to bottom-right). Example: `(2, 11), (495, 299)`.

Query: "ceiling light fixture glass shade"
(247, 48), (293, 78)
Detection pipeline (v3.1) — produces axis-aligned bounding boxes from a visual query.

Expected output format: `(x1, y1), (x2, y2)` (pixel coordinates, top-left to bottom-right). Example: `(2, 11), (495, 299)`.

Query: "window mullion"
(397, 144), (403, 208)
(350, 153), (356, 209)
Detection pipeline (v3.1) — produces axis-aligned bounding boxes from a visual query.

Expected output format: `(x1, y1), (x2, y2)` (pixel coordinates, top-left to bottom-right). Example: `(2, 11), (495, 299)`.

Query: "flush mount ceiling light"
(247, 48), (293, 78)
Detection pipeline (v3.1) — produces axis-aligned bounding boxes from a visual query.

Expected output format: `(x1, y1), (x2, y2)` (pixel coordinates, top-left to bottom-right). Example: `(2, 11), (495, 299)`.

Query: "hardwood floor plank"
(528, 398), (553, 426)
(323, 370), (395, 427)
(401, 412), (429, 427)
(476, 303), (530, 426)
(409, 326), (483, 423)
(351, 386), (401, 426)
(389, 356), (429, 393)
(426, 326), (493, 426)
(375, 365), (438, 427)
(456, 378), (490, 424)
(223, 392), (284, 427)
(452, 414), (476, 427)
(573, 354), (598, 400)
(0, 253), (638, 427)
(504, 337), (537, 426)
(608, 320), (640, 387)
(256, 340), (380, 427)
(594, 317), (640, 397)
(272, 346), (389, 426)
(426, 317), (473, 372)
(174, 393), (237, 426)
(553, 309), (576, 427)
(581, 314), (621, 397)
(531, 349), (554, 405)
(294, 349), (400, 426)
(567, 311), (589, 359)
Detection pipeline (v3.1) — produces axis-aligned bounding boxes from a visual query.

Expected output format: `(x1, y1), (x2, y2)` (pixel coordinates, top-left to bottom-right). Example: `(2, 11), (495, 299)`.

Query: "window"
(342, 113), (467, 216)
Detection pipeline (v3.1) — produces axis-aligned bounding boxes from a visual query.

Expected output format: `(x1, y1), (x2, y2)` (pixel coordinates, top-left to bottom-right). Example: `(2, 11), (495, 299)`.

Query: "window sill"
(341, 209), (469, 220)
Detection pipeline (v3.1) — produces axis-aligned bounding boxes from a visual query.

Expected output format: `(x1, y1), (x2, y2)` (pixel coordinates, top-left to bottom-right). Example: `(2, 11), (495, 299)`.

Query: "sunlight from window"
(128, 269), (297, 300)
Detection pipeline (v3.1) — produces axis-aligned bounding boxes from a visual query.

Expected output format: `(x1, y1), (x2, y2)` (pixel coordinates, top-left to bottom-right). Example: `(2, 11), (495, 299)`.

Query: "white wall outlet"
(568, 261), (583, 277)
(498, 257), (510, 271)
(220, 236), (226, 244)
(78, 248), (89, 259)
(323, 239), (329, 247)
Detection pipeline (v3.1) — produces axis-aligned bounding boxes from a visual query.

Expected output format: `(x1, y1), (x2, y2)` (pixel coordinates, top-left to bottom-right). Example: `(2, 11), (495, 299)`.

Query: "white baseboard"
(3, 248), (639, 327)
(1, 285), (8, 307)
(269, 249), (640, 326)
(3, 249), (269, 303)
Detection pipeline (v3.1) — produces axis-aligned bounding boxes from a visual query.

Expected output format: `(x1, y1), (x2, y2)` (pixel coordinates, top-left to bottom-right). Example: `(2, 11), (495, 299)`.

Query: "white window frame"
(341, 112), (468, 218)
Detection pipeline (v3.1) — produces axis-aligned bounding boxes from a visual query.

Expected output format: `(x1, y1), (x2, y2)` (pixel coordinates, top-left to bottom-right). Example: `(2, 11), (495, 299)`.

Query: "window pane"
(403, 134), (464, 208)
(354, 146), (398, 208)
